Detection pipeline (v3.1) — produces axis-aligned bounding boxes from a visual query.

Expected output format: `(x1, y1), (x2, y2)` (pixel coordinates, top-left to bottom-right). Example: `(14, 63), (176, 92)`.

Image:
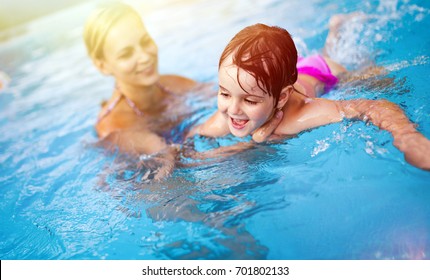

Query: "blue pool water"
(1, 0), (430, 260)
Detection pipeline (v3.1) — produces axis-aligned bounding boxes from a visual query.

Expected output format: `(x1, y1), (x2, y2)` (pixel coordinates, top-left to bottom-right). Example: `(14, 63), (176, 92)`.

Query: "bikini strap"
(123, 95), (145, 117)
(97, 85), (145, 123)
(115, 85), (145, 117)
(97, 83), (171, 123)
(156, 82), (178, 96)
(97, 94), (122, 123)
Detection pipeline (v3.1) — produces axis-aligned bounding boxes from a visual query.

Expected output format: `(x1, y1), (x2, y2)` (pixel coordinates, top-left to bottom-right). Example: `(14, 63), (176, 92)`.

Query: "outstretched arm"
(186, 111), (230, 139)
(184, 111), (259, 161)
(337, 99), (430, 170)
(187, 110), (284, 143)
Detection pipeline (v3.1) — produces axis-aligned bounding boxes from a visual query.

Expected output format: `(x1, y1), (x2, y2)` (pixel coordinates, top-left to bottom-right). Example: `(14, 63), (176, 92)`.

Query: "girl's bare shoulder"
(276, 98), (342, 135)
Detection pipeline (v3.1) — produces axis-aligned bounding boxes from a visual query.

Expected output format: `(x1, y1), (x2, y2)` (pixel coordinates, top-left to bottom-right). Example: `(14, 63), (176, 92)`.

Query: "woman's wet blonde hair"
(83, 2), (141, 60)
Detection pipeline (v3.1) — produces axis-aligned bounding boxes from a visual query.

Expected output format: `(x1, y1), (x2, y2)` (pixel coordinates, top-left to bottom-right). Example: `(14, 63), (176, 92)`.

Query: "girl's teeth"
(232, 118), (248, 126)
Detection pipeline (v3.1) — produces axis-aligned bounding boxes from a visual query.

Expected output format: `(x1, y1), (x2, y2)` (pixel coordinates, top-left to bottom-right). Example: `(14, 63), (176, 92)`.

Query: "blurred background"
(0, 0), (88, 30)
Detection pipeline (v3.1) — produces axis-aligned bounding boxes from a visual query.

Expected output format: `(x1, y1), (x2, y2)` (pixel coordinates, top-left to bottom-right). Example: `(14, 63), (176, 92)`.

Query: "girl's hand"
(252, 110), (284, 143)
(394, 132), (430, 171)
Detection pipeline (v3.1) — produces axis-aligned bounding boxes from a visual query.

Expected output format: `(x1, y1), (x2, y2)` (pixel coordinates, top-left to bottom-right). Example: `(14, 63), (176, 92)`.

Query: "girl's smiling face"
(217, 54), (276, 138)
(100, 14), (159, 87)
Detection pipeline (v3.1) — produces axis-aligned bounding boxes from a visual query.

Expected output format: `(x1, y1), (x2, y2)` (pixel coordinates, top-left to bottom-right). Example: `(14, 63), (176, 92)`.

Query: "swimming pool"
(0, 0), (429, 260)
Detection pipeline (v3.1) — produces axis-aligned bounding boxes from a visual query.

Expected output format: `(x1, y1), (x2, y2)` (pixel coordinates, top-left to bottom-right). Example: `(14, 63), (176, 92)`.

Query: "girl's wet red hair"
(219, 23), (298, 104)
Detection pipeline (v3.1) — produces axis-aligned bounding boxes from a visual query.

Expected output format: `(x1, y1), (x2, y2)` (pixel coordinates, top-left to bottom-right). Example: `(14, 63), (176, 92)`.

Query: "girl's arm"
(336, 99), (430, 170)
(186, 111), (230, 139)
(275, 97), (429, 170)
(185, 111), (257, 161)
(187, 110), (285, 141)
(181, 141), (256, 162)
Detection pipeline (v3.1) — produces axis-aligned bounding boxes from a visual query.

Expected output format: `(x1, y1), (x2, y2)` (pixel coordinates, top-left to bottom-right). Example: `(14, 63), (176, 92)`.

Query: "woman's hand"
(138, 144), (180, 181)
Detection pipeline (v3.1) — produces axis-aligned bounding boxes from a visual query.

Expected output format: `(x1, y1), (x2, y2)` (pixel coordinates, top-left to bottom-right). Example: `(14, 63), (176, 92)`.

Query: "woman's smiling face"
(217, 54), (276, 138)
(101, 14), (159, 87)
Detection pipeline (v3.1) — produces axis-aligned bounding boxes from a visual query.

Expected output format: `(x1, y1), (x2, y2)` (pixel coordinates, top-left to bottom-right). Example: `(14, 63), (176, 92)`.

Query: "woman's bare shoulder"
(96, 108), (144, 138)
(159, 74), (197, 94)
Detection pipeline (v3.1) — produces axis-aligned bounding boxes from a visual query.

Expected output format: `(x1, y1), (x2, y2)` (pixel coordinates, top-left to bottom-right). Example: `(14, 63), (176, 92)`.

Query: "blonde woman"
(84, 3), (196, 156)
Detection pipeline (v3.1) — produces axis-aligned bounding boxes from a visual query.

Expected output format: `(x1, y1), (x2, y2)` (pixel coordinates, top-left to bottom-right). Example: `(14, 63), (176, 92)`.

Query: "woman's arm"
(101, 128), (170, 155)
(99, 128), (178, 180)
